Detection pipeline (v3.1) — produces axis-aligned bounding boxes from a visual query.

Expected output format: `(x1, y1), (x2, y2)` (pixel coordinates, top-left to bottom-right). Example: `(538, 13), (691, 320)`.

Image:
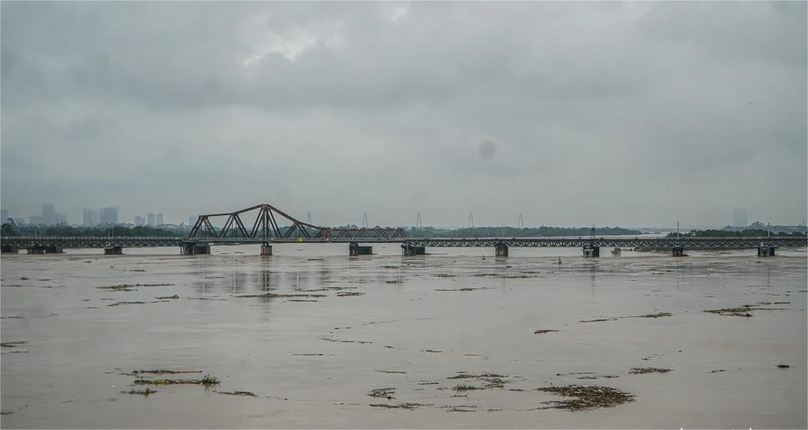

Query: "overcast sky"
(2, 1), (806, 228)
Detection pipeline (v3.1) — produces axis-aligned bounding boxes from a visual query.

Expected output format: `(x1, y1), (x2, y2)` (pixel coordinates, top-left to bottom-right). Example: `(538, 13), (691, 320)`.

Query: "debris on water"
(433, 273), (455, 278)
(370, 402), (426, 410)
(19, 277), (29, 280)
(705, 302), (790, 317)
(376, 370), (407, 374)
(534, 329), (559, 334)
(629, 367), (671, 374)
(216, 391), (257, 397)
(134, 373), (220, 386)
(130, 369), (202, 375)
(448, 372), (505, 380)
(336, 292), (364, 297)
(422, 349), (441, 353)
(577, 375), (619, 380)
(1, 341), (26, 348)
(368, 388), (396, 399)
(633, 312), (673, 318)
(121, 388), (157, 396)
(233, 293), (326, 298)
(435, 287), (485, 292)
(107, 301), (145, 307)
(776, 364), (790, 369)
(385, 280), (403, 284)
(155, 295), (179, 300)
(580, 317), (619, 323)
(536, 385), (635, 411)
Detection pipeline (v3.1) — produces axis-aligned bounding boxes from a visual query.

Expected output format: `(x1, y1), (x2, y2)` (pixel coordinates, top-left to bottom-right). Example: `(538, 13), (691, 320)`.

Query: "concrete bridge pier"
(104, 246), (123, 255)
(1, 245), (19, 254)
(582, 245), (600, 258)
(27, 245), (62, 254)
(402, 245), (426, 256)
(495, 243), (509, 257)
(261, 243), (273, 256)
(757, 246), (776, 257)
(672, 246), (685, 257)
(181, 242), (210, 255)
(349, 242), (372, 256)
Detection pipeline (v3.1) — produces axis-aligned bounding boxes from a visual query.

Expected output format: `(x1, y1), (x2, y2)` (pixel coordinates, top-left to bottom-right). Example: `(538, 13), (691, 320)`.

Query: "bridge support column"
(672, 246), (685, 257)
(495, 243), (509, 257)
(349, 242), (372, 256)
(582, 245), (599, 258)
(757, 246), (776, 257)
(261, 243), (273, 256)
(402, 245), (425, 256)
(104, 246), (123, 255)
(181, 242), (210, 255)
(1, 245), (19, 254)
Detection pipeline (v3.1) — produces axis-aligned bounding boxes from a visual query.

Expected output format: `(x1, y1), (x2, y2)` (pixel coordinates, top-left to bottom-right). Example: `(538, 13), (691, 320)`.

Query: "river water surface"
(1, 244), (806, 428)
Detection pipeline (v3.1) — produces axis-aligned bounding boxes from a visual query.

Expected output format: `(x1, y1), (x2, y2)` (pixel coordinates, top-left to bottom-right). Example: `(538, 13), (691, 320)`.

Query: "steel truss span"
(401, 237), (807, 249)
(186, 203), (406, 242)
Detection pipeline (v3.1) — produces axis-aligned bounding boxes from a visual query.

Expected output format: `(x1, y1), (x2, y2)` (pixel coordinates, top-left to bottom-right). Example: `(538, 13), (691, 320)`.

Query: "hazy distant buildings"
(189, 216), (195, 226)
(83, 209), (98, 226)
(42, 203), (56, 225)
(733, 209), (748, 228)
(99, 207), (119, 225)
(156, 213), (164, 225)
(29, 215), (44, 225)
(147, 213), (156, 226)
(134, 216), (145, 226)
(54, 213), (68, 224)
(1, 209), (8, 223)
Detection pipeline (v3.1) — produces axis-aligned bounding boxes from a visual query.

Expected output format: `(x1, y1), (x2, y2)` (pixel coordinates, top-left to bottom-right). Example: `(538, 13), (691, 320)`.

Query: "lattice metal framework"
(187, 203), (321, 241)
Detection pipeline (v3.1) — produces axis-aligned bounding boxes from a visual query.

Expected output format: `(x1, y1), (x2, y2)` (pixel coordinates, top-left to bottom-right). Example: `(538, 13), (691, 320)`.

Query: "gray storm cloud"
(1, 2), (805, 228)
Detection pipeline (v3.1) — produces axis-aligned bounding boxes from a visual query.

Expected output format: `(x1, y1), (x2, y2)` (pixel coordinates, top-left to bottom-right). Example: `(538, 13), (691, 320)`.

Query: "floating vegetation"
(121, 388), (157, 396)
(453, 384), (482, 392)
(534, 329), (559, 334)
(629, 367), (671, 374)
(233, 293), (326, 299)
(107, 301), (145, 307)
(634, 312), (673, 318)
(435, 287), (484, 292)
(576, 375), (619, 380)
(336, 292), (364, 297)
(536, 385), (635, 411)
(368, 388), (396, 399)
(216, 391), (257, 397)
(448, 373), (505, 380)
(581, 312), (673, 323)
(131, 369), (202, 375)
(370, 403), (426, 410)
(704, 302), (790, 317)
(134, 374), (219, 386)
(1, 341), (26, 348)
(200, 374), (220, 385)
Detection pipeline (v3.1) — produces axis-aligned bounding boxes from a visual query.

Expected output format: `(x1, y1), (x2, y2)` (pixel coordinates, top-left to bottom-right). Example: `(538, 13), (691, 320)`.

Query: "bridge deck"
(1, 236), (805, 249)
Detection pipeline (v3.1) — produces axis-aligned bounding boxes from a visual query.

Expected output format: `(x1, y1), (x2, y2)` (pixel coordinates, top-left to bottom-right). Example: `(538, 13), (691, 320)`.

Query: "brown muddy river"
(1, 244), (806, 428)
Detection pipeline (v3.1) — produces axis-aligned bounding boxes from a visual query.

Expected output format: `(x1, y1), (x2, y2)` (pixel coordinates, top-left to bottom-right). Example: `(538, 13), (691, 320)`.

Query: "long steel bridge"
(1, 203), (805, 257)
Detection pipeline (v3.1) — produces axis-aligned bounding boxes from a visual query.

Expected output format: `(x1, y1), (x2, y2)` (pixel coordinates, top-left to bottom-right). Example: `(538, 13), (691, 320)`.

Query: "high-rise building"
(42, 203), (56, 225)
(188, 216), (196, 226)
(1, 209), (9, 223)
(733, 209), (748, 228)
(83, 208), (98, 226)
(99, 207), (119, 225)
(29, 215), (44, 225)
(156, 213), (164, 225)
(147, 213), (156, 226)
(134, 216), (145, 226)
(12, 218), (25, 226)
(54, 213), (68, 224)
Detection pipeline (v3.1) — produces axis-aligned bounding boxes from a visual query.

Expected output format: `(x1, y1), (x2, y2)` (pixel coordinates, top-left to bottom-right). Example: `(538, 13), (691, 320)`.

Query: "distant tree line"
(667, 229), (806, 238)
(1, 222), (184, 238)
(406, 225), (642, 238)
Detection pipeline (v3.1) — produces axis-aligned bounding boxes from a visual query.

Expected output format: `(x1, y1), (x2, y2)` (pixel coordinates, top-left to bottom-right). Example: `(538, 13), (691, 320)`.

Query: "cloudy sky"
(2, 2), (806, 228)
